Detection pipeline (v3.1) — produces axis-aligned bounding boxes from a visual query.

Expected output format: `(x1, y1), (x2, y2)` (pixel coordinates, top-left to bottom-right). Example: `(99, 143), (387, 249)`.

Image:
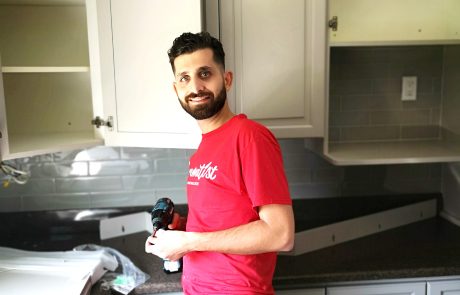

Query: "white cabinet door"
(0, 3), (101, 161)
(87, 0), (202, 150)
(428, 279), (460, 295)
(329, 0), (460, 46)
(327, 282), (426, 295)
(220, 0), (326, 138)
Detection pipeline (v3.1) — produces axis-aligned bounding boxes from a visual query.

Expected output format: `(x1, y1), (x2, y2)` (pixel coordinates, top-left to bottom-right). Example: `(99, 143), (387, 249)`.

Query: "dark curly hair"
(168, 32), (225, 73)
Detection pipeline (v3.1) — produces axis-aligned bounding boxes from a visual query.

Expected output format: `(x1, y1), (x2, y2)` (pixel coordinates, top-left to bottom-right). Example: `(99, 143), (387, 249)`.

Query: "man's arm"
(145, 203), (294, 261)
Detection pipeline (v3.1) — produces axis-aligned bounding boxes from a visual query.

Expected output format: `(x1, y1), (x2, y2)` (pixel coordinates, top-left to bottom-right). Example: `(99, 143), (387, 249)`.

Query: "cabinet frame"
(427, 279), (460, 295)
(327, 281), (426, 295)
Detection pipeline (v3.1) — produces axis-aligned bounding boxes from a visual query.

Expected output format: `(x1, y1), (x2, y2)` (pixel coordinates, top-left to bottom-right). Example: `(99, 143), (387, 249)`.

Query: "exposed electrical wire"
(0, 161), (30, 186)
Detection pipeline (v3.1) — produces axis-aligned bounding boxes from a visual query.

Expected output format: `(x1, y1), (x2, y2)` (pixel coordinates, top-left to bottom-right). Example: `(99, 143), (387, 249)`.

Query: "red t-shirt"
(182, 114), (292, 294)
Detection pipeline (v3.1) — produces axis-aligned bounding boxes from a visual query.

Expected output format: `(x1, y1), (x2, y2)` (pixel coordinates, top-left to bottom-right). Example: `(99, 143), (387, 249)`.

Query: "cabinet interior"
(323, 45), (460, 165)
(0, 3), (99, 159)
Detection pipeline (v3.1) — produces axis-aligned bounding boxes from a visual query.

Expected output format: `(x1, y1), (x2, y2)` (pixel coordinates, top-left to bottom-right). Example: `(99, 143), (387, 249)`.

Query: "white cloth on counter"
(0, 246), (118, 295)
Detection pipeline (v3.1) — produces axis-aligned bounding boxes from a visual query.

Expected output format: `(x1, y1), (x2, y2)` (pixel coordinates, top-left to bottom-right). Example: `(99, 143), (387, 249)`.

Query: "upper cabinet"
(88, 0), (201, 150)
(316, 0), (460, 165)
(0, 2), (100, 160)
(329, 0), (460, 46)
(220, 0), (327, 138)
(0, 0), (202, 161)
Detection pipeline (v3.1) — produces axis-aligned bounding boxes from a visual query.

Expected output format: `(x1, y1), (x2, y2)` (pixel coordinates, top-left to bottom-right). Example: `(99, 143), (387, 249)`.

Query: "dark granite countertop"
(274, 217), (460, 289)
(1, 193), (460, 294)
(92, 216), (460, 294)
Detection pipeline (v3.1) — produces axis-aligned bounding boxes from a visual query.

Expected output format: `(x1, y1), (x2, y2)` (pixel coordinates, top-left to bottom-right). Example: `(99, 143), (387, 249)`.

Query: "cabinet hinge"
(91, 116), (114, 131)
(329, 16), (338, 31)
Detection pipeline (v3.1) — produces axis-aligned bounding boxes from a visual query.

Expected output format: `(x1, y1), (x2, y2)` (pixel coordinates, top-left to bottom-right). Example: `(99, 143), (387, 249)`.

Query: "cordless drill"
(150, 197), (182, 274)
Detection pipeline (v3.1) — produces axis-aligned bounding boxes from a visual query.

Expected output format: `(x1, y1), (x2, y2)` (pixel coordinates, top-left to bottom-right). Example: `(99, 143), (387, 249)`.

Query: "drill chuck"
(151, 197), (175, 232)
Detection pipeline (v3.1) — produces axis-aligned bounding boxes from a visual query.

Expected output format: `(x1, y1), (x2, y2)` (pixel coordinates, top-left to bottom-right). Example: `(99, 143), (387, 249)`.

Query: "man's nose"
(189, 77), (205, 94)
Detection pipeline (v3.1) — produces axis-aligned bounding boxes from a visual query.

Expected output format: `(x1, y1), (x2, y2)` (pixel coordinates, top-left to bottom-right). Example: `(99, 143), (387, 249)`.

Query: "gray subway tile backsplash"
(330, 111), (370, 127)
(89, 160), (153, 176)
(340, 95), (370, 111)
(341, 126), (400, 141)
(401, 125), (440, 140)
(330, 45), (445, 144)
(55, 177), (123, 193)
(0, 197), (21, 212)
(154, 158), (189, 173)
(89, 191), (153, 208)
(54, 146), (121, 162)
(369, 109), (431, 126)
(0, 141), (442, 212)
(367, 94), (402, 110)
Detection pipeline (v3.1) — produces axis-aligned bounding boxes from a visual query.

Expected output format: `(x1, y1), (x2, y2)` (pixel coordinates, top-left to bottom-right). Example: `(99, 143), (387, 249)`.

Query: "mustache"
(185, 90), (214, 101)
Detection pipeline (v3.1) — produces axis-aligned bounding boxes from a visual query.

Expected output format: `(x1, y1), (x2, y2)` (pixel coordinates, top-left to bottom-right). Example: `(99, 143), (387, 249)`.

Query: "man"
(145, 32), (295, 294)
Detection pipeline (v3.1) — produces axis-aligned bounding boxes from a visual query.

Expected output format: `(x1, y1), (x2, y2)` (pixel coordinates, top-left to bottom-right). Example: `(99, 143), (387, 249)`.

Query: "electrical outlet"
(401, 76), (417, 101)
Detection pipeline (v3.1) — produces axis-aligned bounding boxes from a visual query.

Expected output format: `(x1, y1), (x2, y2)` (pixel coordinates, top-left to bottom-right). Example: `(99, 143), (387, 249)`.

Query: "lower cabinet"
(327, 282), (426, 295)
(156, 289), (325, 295)
(277, 288), (325, 295)
(427, 279), (460, 295)
(151, 279), (460, 295)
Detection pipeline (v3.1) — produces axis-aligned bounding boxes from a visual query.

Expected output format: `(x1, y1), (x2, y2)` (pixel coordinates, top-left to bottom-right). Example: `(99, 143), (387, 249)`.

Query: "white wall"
(442, 163), (460, 224)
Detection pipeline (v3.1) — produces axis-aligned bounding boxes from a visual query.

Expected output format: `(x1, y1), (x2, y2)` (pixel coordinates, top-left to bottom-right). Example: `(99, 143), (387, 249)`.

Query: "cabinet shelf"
(1, 67), (89, 73)
(329, 0), (460, 47)
(325, 139), (460, 165)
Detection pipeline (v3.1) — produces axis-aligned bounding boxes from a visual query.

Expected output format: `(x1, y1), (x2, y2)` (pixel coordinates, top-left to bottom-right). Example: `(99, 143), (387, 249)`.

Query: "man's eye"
(179, 76), (189, 82)
(200, 71), (210, 78)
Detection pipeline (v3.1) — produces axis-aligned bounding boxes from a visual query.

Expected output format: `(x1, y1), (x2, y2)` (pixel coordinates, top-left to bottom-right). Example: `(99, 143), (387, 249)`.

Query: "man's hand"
(145, 229), (191, 261)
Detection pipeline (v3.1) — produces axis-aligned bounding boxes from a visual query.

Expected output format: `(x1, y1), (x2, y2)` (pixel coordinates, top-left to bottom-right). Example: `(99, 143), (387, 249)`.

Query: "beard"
(178, 86), (227, 120)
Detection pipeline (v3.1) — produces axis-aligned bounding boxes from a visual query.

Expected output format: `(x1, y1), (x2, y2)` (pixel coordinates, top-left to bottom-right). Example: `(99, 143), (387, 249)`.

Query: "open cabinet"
(315, 0), (460, 165)
(0, 0), (202, 161)
(0, 2), (99, 160)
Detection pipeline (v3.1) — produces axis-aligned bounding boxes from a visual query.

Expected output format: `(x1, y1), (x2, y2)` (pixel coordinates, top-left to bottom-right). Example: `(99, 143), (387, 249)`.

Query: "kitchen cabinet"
(310, 1), (460, 165)
(329, 0), (460, 46)
(277, 288), (324, 295)
(219, 0), (327, 138)
(327, 281), (426, 295)
(427, 279), (460, 295)
(0, 3), (99, 160)
(89, 0), (201, 150)
(153, 289), (325, 295)
(0, 0), (202, 161)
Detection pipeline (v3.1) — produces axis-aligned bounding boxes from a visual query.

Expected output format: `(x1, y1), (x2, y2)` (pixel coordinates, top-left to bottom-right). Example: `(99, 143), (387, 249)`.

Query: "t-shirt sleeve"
(240, 125), (292, 207)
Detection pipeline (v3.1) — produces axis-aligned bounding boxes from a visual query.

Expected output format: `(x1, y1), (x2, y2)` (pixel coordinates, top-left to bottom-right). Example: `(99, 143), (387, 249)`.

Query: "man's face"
(173, 48), (231, 120)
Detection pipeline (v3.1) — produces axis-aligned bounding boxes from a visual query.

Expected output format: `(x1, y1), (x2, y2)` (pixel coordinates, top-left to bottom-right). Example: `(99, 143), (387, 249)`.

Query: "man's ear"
(224, 71), (233, 91)
(172, 82), (179, 97)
